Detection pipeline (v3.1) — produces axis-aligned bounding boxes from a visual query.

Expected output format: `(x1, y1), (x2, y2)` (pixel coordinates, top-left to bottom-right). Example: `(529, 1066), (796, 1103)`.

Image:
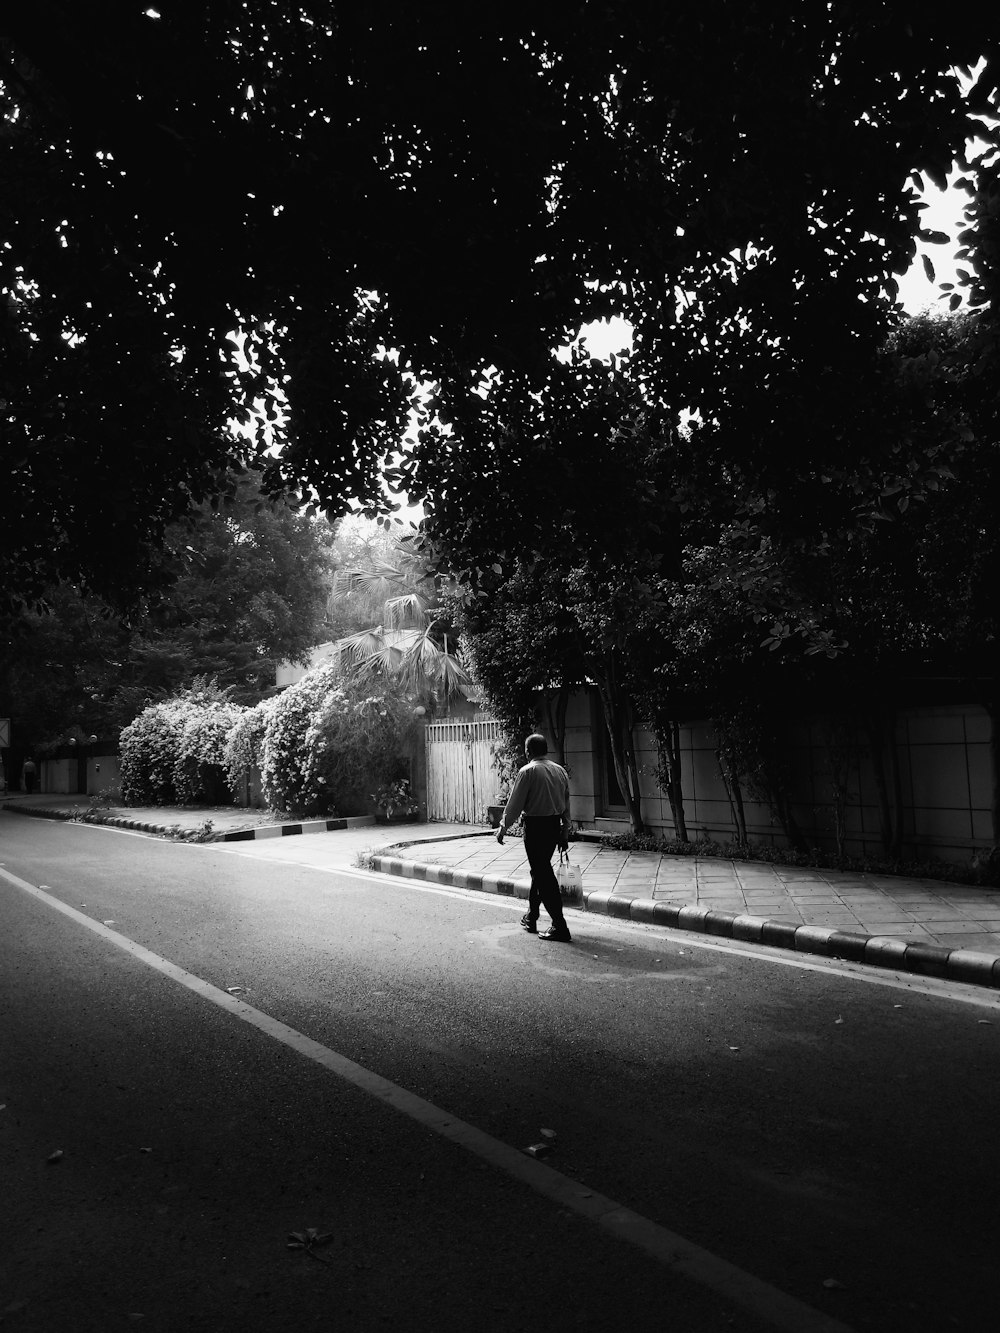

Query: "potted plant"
(371, 778), (420, 824)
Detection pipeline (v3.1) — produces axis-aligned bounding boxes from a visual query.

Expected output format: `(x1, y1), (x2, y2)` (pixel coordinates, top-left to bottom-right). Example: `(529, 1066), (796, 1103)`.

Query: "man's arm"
(497, 768), (529, 843)
(558, 768), (571, 848)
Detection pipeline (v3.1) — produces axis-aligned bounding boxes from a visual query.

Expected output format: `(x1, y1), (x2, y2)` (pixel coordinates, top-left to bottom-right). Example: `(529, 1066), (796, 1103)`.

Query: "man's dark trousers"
(522, 815), (567, 927)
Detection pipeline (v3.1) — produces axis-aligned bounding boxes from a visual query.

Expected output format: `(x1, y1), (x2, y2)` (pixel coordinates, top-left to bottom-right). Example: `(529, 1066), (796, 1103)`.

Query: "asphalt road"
(2, 812), (998, 1332)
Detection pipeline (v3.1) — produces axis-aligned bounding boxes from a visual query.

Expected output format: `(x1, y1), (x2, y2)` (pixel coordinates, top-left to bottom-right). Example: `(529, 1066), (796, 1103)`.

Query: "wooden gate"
(425, 717), (504, 823)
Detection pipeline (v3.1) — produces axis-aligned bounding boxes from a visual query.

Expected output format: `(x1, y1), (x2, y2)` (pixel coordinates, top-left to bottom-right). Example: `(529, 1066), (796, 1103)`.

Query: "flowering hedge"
(120, 683), (245, 806)
(222, 697), (277, 802)
(121, 669), (416, 816)
(173, 700), (246, 804)
(120, 699), (189, 805)
(258, 662), (346, 815)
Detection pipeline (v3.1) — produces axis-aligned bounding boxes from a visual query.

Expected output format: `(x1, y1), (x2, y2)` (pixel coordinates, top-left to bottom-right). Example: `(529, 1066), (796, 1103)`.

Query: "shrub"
(258, 665), (418, 816)
(119, 679), (242, 807)
(120, 699), (190, 805)
(222, 697), (277, 802)
(173, 700), (246, 804)
(305, 684), (417, 815)
(259, 662), (346, 815)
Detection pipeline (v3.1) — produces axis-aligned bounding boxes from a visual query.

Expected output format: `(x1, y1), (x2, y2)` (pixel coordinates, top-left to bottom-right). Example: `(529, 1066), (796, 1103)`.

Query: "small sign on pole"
(0, 718), (9, 748)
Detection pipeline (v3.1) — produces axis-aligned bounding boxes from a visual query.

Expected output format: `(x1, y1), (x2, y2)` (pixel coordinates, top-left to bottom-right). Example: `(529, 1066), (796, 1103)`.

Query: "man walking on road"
(497, 734), (573, 942)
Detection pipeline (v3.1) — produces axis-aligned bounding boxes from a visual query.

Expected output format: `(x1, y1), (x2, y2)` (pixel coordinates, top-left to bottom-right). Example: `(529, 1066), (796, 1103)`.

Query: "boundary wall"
(560, 690), (993, 866)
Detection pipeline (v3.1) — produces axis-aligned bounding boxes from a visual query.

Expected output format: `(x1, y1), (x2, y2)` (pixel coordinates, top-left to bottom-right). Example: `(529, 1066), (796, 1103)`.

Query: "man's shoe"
(538, 925), (572, 942)
(520, 914), (538, 934)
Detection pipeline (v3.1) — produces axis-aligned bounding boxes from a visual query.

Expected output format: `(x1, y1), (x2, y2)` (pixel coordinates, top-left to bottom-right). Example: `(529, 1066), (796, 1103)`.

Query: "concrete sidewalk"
(0, 792), (485, 852)
(1, 792), (382, 841)
(371, 832), (1000, 992)
(6, 793), (1000, 991)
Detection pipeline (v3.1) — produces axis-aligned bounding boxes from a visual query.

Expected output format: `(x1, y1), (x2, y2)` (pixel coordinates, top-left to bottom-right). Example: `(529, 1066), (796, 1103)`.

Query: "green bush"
(304, 684), (416, 816)
(222, 697), (277, 802)
(258, 663), (345, 815)
(173, 700), (245, 804)
(258, 665), (417, 816)
(119, 680), (243, 806)
(120, 668), (419, 819)
(120, 699), (191, 805)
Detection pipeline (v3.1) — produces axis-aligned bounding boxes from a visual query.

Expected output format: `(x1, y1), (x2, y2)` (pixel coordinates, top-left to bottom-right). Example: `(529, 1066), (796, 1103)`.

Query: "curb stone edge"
(370, 855), (1000, 991)
(1, 802), (374, 841)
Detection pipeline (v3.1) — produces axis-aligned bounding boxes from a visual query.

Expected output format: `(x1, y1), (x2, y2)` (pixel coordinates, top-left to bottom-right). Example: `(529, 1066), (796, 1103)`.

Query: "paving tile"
(905, 907), (967, 921)
(881, 895), (949, 906)
(919, 920), (989, 933)
(933, 934), (1000, 951)
(801, 911), (864, 922)
(853, 907), (917, 917)
(858, 922), (931, 936)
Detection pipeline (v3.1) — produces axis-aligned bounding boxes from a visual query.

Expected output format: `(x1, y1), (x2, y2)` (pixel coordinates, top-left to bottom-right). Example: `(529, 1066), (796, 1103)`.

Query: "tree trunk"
(824, 715), (857, 864)
(597, 678), (645, 834)
(717, 749), (748, 848)
(660, 720), (688, 841)
(988, 694), (1000, 844)
(772, 788), (808, 853)
(544, 686), (570, 768)
(887, 722), (904, 861)
(864, 710), (898, 860)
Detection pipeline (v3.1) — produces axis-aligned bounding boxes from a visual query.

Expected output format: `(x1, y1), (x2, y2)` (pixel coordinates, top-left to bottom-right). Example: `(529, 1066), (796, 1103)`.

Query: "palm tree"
(329, 538), (473, 702)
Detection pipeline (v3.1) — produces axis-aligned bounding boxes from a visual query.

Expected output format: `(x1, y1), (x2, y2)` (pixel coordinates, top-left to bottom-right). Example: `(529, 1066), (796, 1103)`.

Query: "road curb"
(3, 802), (76, 822)
(2, 801), (374, 841)
(217, 815), (375, 841)
(370, 854), (1000, 991)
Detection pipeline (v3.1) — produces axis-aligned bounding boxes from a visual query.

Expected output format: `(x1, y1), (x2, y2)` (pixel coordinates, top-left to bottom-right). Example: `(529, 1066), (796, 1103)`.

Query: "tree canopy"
(0, 476), (337, 750)
(3, 5), (999, 613)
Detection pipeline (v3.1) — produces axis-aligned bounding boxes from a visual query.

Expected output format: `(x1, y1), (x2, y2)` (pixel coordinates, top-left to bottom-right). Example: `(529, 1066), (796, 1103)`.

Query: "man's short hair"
(525, 733), (548, 757)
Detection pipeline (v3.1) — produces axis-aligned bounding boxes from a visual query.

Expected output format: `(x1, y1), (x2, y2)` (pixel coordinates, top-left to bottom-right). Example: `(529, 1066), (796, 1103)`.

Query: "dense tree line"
(456, 309), (1000, 853)
(0, 477), (337, 751)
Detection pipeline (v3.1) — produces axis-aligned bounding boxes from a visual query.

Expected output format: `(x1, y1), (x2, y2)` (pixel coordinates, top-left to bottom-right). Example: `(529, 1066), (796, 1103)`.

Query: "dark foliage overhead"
(2, 4), (999, 613)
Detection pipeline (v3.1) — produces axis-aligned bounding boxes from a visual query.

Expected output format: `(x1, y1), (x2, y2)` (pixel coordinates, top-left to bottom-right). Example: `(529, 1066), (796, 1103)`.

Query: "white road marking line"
(1, 864), (853, 1333)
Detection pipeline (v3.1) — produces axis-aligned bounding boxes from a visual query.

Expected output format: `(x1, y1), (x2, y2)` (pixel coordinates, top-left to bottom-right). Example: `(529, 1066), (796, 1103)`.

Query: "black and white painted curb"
(2, 802), (373, 841)
(370, 854), (1000, 992)
(218, 816), (374, 841)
